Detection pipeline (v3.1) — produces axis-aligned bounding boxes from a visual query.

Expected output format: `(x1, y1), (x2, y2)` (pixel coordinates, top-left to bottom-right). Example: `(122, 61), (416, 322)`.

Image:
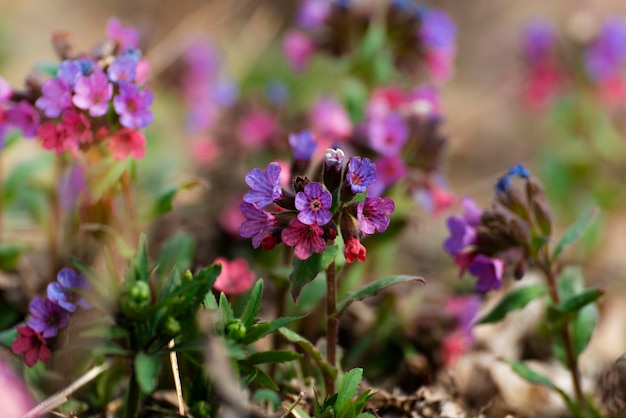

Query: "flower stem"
(540, 251), (586, 412)
(325, 260), (338, 394)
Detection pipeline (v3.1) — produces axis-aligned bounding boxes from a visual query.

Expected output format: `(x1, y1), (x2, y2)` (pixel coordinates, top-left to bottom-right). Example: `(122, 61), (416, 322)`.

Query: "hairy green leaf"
(290, 246), (338, 302)
(337, 275), (425, 314)
(336, 368), (363, 410)
(241, 279), (263, 328)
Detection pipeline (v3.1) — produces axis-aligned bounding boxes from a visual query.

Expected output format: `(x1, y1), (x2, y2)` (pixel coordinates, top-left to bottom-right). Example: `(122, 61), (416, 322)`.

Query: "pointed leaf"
(251, 366), (279, 391)
(241, 350), (302, 365)
(219, 293), (234, 326)
(241, 279), (263, 328)
(241, 315), (305, 345)
(551, 208), (598, 262)
(278, 327), (337, 380)
(290, 246), (338, 302)
(553, 288), (603, 315)
(336, 368), (363, 408)
(135, 352), (161, 394)
(146, 180), (199, 219)
(337, 275), (425, 314)
(477, 284), (548, 324)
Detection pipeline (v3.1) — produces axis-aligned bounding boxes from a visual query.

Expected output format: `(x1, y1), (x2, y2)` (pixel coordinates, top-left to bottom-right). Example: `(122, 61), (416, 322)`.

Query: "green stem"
(125, 362), (141, 418)
(325, 260), (338, 394)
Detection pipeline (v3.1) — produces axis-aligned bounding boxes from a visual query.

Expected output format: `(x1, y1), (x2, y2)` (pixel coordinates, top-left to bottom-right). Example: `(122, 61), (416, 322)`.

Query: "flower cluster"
(522, 16), (626, 108)
(239, 140), (395, 262)
(284, 0), (456, 81)
(1, 18), (152, 160)
(12, 268), (90, 367)
(443, 164), (553, 292)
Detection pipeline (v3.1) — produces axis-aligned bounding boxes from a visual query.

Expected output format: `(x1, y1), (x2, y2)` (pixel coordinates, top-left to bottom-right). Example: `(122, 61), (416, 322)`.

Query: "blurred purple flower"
(244, 162), (283, 208)
(281, 218), (326, 260)
(211, 78), (239, 107)
(36, 78), (72, 118)
(297, 0), (331, 29)
(406, 85), (440, 118)
(236, 110), (277, 148)
(106, 17), (140, 49)
(367, 155), (407, 197)
(27, 297), (70, 338)
(289, 130), (317, 160)
(7, 101), (40, 137)
(446, 295), (481, 342)
(283, 30), (315, 72)
(419, 9), (456, 81)
(47, 267), (91, 313)
(296, 182), (332, 226)
(58, 60), (84, 87)
(585, 18), (626, 82)
(72, 69), (113, 117)
(367, 113), (408, 156)
(346, 156), (376, 193)
(107, 50), (140, 82)
(12, 326), (50, 368)
(443, 197), (482, 255)
(113, 82), (154, 128)
(58, 163), (86, 211)
(523, 19), (557, 63)
(239, 202), (277, 248)
(468, 255), (504, 292)
(357, 196), (395, 234)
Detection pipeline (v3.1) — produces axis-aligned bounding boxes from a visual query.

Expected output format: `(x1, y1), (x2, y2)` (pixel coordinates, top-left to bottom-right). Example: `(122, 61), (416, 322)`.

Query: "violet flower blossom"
(468, 255), (505, 292)
(106, 17), (140, 49)
(35, 78), (72, 118)
(346, 156), (376, 193)
(72, 69), (113, 117)
(113, 82), (154, 128)
(367, 113), (408, 156)
(295, 182), (333, 226)
(239, 202), (276, 248)
(47, 267), (91, 313)
(357, 196), (395, 234)
(297, 0), (331, 29)
(6, 101), (40, 137)
(27, 297), (70, 338)
(289, 130), (317, 160)
(244, 162), (283, 208)
(585, 18), (626, 82)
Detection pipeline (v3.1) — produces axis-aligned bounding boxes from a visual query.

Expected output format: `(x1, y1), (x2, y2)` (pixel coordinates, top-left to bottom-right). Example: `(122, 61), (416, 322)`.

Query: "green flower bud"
(120, 281), (151, 318)
(182, 269), (193, 284)
(161, 316), (181, 337)
(226, 319), (247, 341)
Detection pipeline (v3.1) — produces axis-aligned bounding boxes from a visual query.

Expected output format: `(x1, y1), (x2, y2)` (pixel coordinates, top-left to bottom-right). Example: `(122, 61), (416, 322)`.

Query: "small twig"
(24, 360), (111, 418)
(325, 260), (338, 395)
(168, 339), (185, 416)
(280, 392), (304, 418)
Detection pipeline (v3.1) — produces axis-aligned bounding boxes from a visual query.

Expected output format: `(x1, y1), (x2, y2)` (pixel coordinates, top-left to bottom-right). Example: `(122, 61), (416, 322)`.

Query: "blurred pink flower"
(283, 30), (315, 72)
(106, 17), (140, 49)
(219, 196), (246, 237)
(108, 128), (146, 160)
(190, 136), (220, 165)
(213, 257), (255, 295)
(442, 331), (469, 367)
(310, 97), (352, 142)
(0, 356), (34, 417)
(236, 110), (277, 148)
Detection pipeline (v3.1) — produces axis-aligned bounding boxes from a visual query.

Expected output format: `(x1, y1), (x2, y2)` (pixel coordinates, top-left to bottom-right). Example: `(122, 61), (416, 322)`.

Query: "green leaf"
(551, 208), (598, 262)
(253, 389), (281, 410)
(0, 244), (27, 271)
(354, 389), (376, 414)
(146, 180), (199, 219)
(278, 327), (337, 381)
(0, 326), (18, 348)
(477, 284), (548, 324)
(241, 279), (263, 328)
(219, 293), (234, 326)
(241, 315), (305, 345)
(336, 368), (363, 409)
(250, 366), (279, 391)
(241, 350), (302, 365)
(134, 352), (161, 394)
(552, 288), (603, 315)
(337, 275), (426, 314)
(289, 246), (338, 302)
(572, 302), (598, 358)
(156, 231), (195, 276)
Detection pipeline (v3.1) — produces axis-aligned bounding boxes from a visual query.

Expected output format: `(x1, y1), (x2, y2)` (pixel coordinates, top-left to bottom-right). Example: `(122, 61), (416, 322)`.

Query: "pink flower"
(283, 30), (315, 72)
(213, 257), (256, 295)
(106, 17), (140, 49)
(281, 218), (326, 260)
(310, 97), (352, 141)
(190, 136), (220, 165)
(37, 122), (66, 154)
(6, 101), (40, 137)
(236, 110), (277, 148)
(108, 128), (146, 160)
(0, 76), (12, 105)
(522, 63), (562, 109)
(0, 357), (34, 417)
(12, 325), (51, 367)
(219, 196), (246, 237)
(72, 69), (113, 117)
(36, 78), (72, 118)
(442, 332), (469, 367)
(344, 236), (366, 263)
(59, 109), (92, 146)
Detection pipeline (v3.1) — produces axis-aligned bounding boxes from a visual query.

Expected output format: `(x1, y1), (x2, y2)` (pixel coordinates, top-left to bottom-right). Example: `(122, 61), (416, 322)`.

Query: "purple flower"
(27, 297), (70, 338)
(283, 30), (315, 73)
(367, 155), (407, 197)
(523, 19), (557, 64)
(7, 101), (40, 137)
(211, 78), (239, 107)
(420, 9), (456, 55)
(585, 18), (626, 82)
(443, 197), (482, 255)
(446, 295), (481, 342)
(367, 113), (408, 156)
(35, 78), (72, 118)
(346, 156), (376, 193)
(357, 196), (395, 234)
(289, 130), (317, 160)
(57, 60), (85, 87)
(244, 162), (283, 208)
(281, 218), (326, 260)
(468, 255), (504, 293)
(106, 17), (140, 49)
(47, 268), (91, 313)
(239, 202), (276, 248)
(72, 69), (113, 117)
(297, 0), (331, 29)
(296, 182), (332, 226)
(113, 82), (154, 128)
(107, 51), (140, 83)
(58, 164), (86, 212)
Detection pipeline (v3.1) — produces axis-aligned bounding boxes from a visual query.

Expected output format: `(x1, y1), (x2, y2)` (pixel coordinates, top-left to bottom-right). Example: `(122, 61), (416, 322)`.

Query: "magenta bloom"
(281, 218), (326, 260)
(27, 297), (70, 338)
(59, 109), (93, 146)
(289, 130), (317, 160)
(12, 326), (50, 368)
(0, 76), (11, 104)
(36, 78), (72, 118)
(108, 128), (146, 160)
(0, 356), (35, 415)
(244, 162), (283, 208)
(585, 18), (626, 82)
(213, 257), (255, 295)
(407, 85), (441, 118)
(310, 97), (353, 140)
(367, 113), (408, 156)
(47, 267), (91, 313)
(297, 0), (330, 29)
(236, 110), (277, 148)
(296, 182), (333, 226)
(523, 19), (557, 64)
(113, 82), (154, 128)
(357, 196), (395, 234)
(346, 156), (377, 193)
(468, 255), (505, 293)
(367, 155), (407, 197)
(37, 122), (65, 154)
(239, 202), (277, 248)
(7, 101), (40, 137)
(106, 17), (140, 49)
(283, 30), (315, 73)
(72, 69), (113, 117)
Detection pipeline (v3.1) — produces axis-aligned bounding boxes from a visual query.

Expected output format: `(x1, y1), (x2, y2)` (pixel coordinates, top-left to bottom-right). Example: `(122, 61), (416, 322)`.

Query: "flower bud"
(161, 316), (181, 337)
(292, 176), (310, 194)
(120, 281), (151, 318)
(182, 269), (193, 284)
(226, 319), (247, 341)
(323, 148), (345, 194)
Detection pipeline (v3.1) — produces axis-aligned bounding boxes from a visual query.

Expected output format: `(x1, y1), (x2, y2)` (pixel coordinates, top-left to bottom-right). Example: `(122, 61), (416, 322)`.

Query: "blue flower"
(346, 156), (376, 193)
(47, 268), (91, 313)
(295, 182), (332, 226)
